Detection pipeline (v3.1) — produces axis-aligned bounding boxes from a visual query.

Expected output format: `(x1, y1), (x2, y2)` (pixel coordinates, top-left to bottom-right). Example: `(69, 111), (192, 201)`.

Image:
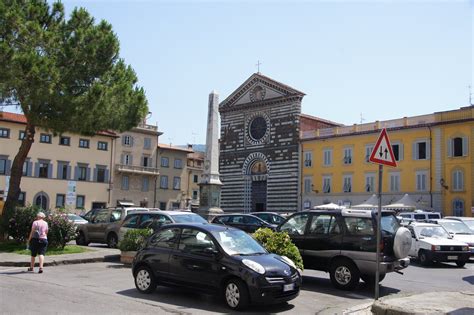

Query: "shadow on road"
(116, 287), (295, 314)
(409, 260), (469, 269)
(462, 276), (474, 285)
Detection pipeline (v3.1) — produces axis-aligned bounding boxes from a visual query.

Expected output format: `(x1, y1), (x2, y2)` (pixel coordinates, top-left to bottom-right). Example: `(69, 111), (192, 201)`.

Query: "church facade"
(218, 73), (305, 213)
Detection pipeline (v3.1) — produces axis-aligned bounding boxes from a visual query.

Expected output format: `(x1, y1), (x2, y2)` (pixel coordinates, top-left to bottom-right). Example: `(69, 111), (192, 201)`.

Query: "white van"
(399, 210), (442, 222)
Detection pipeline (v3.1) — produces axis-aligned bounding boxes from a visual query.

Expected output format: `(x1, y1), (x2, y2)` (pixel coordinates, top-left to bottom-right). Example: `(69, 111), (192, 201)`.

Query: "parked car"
(67, 214), (88, 227)
(76, 207), (149, 248)
(277, 209), (411, 290)
(405, 222), (470, 267)
(118, 211), (207, 242)
(80, 208), (102, 221)
(398, 211), (441, 222)
(250, 212), (286, 225)
(443, 216), (474, 233)
(430, 219), (474, 255)
(211, 214), (277, 233)
(132, 223), (302, 310)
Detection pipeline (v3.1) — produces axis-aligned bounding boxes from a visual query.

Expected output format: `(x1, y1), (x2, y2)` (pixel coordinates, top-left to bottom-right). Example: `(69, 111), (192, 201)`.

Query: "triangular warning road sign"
(369, 128), (397, 167)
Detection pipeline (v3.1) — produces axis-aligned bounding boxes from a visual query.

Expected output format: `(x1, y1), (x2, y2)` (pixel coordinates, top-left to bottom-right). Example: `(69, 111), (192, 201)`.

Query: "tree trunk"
(1, 123), (36, 228)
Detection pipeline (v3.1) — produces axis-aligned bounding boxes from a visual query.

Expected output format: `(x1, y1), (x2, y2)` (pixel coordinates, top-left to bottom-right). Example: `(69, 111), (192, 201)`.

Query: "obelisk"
(198, 91), (223, 220)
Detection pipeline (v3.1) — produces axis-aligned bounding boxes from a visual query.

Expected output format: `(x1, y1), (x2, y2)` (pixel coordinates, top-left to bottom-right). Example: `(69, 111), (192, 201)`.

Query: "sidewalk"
(0, 246), (120, 267)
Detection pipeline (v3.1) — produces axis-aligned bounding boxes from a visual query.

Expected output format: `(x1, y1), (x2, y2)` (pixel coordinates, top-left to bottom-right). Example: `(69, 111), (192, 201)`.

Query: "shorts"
(30, 238), (48, 257)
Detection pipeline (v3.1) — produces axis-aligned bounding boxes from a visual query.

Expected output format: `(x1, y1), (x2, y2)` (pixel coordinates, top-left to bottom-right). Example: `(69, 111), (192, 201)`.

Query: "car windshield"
(211, 229), (267, 256)
(439, 221), (472, 235)
(171, 214), (207, 223)
(463, 220), (474, 231)
(381, 214), (400, 234)
(415, 226), (450, 239)
(67, 214), (84, 221)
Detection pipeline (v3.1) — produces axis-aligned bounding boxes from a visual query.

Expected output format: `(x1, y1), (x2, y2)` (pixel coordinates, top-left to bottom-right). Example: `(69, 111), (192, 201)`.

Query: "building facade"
(301, 106), (474, 217)
(111, 122), (162, 208)
(186, 150), (204, 210)
(0, 112), (115, 211)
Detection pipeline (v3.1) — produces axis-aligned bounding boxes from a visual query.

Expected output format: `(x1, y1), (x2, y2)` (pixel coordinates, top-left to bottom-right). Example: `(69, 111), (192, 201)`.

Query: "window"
(309, 215), (340, 235)
(40, 133), (51, 143)
(159, 202), (167, 210)
(193, 175), (199, 183)
(0, 128), (10, 138)
(122, 175), (129, 190)
(142, 176), (149, 192)
(304, 177), (312, 193)
(97, 141), (108, 151)
(142, 156), (151, 167)
(149, 228), (179, 249)
(76, 195), (85, 209)
(416, 171), (428, 191)
(161, 157), (169, 167)
(144, 138), (151, 149)
(192, 190), (198, 199)
(343, 147), (352, 164)
(160, 175), (168, 189)
(323, 176), (331, 193)
(174, 159), (182, 169)
(448, 136), (468, 157)
(122, 214), (140, 228)
(58, 162), (68, 180)
(392, 143), (403, 161)
(19, 130), (26, 140)
(77, 166), (87, 181)
(453, 199), (464, 216)
(22, 160), (29, 176)
(0, 158), (6, 175)
(304, 151), (312, 167)
(413, 140), (430, 160)
(18, 192), (26, 206)
(452, 169), (464, 191)
(79, 139), (89, 148)
(343, 175), (352, 193)
(390, 173), (400, 192)
(173, 177), (181, 190)
(365, 144), (374, 162)
(365, 174), (375, 192)
(178, 228), (216, 254)
(123, 135), (133, 147)
(59, 136), (70, 146)
(39, 162), (49, 178)
(323, 149), (332, 166)
(279, 213), (309, 235)
(344, 217), (373, 236)
(56, 194), (65, 208)
(121, 154), (132, 165)
(97, 167), (106, 183)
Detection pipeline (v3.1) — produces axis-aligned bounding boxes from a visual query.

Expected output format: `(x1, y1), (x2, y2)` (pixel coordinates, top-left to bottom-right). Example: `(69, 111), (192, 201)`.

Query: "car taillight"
(431, 245), (440, 251)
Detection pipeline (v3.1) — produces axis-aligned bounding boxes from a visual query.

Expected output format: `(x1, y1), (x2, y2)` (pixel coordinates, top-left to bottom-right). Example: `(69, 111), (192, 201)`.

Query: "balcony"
(116, 164), (160, 176)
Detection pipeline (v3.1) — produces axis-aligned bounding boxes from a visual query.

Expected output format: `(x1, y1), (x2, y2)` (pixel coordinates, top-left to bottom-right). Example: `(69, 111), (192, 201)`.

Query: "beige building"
(156, 144), (204, 210)
(0, 112), (116, 211)
(111, 122), (162, 208)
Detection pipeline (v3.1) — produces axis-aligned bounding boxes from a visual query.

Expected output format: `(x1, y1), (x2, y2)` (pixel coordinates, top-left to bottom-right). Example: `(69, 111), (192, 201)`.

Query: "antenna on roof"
(168, 137), (172, 147)
(192, 131), (197, 145)
(360, 113), (366, 124)
(469, 85), (473, 106)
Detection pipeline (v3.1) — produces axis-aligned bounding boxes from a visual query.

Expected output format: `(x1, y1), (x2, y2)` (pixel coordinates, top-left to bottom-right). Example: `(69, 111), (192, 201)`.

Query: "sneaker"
(38, 268), (43, 274)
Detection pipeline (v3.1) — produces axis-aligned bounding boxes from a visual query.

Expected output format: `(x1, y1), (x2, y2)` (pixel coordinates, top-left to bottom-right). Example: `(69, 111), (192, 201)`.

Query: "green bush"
(7, 206), (39, 242)
(118, 228), (153, 252)
(45, 213), (76, 249)
(253, 228), (304, 270)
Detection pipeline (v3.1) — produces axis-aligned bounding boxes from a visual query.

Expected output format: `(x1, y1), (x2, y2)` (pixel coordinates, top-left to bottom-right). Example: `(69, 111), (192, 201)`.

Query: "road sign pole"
(375, 164), (383, 300)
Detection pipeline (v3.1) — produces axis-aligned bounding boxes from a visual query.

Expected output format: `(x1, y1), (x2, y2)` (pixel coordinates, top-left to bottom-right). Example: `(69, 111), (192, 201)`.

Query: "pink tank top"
(32, 220), (48, 239)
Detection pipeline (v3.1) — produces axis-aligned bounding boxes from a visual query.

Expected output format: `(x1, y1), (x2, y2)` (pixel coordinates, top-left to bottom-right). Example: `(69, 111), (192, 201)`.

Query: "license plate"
(283, 283), (295, 292)
(447, 256), (458, 260)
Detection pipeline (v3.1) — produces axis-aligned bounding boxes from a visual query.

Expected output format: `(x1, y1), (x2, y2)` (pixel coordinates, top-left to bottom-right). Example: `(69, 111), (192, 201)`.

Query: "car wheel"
(456, 260), (466, 268)
(76, 231), (89, 246)
(329, 259), (360, 290)
(224, 278), (249, 310)
(134, 265), (157, 294)
(107, 233), (118, 248)
(361, 273), (385, 286)
(418, 250), (431, 266)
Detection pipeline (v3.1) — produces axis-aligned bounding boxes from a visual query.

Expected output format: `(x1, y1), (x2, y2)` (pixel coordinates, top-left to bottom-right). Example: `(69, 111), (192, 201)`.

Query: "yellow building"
(0, 112), (116, 211)
(301, 106), (474, 217)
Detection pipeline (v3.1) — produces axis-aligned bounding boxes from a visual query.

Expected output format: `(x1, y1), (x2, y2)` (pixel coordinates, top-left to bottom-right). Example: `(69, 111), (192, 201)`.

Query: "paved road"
(1, 260), (472, 314)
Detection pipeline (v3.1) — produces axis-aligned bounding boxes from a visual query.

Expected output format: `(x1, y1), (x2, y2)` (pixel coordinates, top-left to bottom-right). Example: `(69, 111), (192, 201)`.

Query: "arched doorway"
(250, 160), (267, 212)
(34, 192), (49, 210)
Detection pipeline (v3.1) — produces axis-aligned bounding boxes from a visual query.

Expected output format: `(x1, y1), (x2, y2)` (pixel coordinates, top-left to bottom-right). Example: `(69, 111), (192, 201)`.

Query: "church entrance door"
(251, 180), (267, 212)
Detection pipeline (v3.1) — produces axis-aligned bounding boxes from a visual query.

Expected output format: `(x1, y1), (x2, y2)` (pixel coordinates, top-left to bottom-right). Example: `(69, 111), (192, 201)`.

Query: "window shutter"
(447, 139), (452, 157)
(5, 160), (11, 175)
(399, 144), (404, 161)
(149, 158), (153, 168)
(462, 137), (468, 156)
(27, 161), (33, 177)
(412, 143), (417, 160)
(426, 140), (431, 159)
(104, 169), (109, 183)
(141, 156), (144, 167)
(34, 162), (40, 177)
(120, 154), (124, 164)
(93, 167), (97, 182)
(67, 165), (71, 180)
(57, 163), (62, 179)
(122, 136), (126, 145)
(129, 155), (133, 165)
(74, 166), (79, 180)
(86, 167), (91, 181)
(460, 171), (464, 189)
(48, 163), (53, 178)
(130, 137), (134, 147)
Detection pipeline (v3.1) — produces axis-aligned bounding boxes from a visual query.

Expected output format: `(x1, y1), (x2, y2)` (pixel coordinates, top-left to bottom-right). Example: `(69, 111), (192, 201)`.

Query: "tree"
(0, 0), (148, 228)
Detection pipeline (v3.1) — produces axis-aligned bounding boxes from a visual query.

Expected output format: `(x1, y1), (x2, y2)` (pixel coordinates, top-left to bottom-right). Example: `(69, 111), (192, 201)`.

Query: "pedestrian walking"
(27, 212), (49, 273)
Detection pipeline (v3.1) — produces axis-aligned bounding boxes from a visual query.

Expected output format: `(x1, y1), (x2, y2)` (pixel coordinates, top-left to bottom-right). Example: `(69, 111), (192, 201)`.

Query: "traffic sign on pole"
(369, 128), (397, 167)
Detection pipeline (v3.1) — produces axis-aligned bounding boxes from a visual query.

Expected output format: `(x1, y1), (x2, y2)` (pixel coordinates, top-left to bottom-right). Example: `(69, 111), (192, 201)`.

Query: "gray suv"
(278, 209), (411, 290)
(76, 207), (149, 248)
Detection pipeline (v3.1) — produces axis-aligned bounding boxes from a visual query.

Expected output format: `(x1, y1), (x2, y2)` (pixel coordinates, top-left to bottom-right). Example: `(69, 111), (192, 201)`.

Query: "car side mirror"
(203, 247), (220, 257)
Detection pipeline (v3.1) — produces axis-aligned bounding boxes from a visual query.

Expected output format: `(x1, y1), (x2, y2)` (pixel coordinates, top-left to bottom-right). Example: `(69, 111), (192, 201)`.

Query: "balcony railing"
(116, 164), (160, 175)
(136, 123), (158, 132)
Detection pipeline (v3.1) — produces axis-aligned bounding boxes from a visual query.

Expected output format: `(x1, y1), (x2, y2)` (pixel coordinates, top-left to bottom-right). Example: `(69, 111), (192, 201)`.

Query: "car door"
(278, 213), (310, 254)
(88, 209), (109, 241)
(169, 228), (222, 290)
(147, 227), (180, 279)
(340, 216), (377, 261)
(304, 213), (343, 270)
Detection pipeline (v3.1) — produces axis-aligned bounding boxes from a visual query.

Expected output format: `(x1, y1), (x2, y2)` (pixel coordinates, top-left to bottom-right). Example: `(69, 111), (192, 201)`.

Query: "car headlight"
(280, 256), (296, 269)
(242, 259), (265, 274)
(431, 245), (441, 251)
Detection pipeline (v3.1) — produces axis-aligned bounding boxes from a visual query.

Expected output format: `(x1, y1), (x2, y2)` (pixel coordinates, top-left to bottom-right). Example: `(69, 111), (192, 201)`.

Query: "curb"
(0, 254), (120, 267)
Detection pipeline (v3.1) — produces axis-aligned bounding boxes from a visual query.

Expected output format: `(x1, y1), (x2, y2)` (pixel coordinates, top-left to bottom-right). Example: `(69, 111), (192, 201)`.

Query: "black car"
(132, 223), (301, 310)
(251, 212), (286, 225)
(211, 214), (277, 233)
(278, 209), (411, 290)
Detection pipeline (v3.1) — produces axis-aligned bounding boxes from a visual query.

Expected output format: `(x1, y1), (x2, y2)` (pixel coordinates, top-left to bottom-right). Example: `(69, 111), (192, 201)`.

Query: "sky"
(56, 0), (474, 145)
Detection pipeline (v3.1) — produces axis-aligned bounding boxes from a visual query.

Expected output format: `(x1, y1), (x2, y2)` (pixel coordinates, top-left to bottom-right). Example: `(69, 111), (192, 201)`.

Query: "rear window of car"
(344, 217), (374, 236)
(171, 214), (207, 223)
(414, 214), (425, 220)
(428, 214), (441, 219)
(122, 214), (140, 228)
